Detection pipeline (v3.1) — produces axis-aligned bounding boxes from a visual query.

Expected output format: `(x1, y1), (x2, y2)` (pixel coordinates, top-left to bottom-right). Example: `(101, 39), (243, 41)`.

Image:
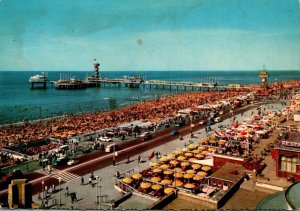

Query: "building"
(8, 179), (32, 209)
(271, 131), (300, 181)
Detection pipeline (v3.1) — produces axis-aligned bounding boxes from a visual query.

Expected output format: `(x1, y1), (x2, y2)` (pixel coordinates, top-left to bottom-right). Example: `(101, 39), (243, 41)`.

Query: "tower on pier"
(94, 59), (100, 78)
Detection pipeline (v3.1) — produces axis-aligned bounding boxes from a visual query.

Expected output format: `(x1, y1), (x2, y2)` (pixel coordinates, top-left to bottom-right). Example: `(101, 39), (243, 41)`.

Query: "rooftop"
(210, 163), (245, 183)
(276, 131), (300, 152)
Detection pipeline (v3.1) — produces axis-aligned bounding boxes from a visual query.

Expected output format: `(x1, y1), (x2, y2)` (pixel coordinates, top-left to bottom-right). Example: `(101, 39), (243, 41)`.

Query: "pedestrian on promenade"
(138, 155), (141, 163)
(81, 177), (84, 185)
(126, 155), (130, 164)
(65, 186), (69, 196)
(89, 177), (92, 184)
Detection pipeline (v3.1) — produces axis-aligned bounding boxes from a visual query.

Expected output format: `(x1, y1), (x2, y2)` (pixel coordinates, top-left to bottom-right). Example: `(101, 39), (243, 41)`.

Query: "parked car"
(53, 157), (69, 166)
(105, 144), (118, 153)
(143, 133), (153, 141)
(171, 130), (179, 136)
(99, 136), (113, 142)
(175, 121), (185, 127)
(67, 159), (79, 166)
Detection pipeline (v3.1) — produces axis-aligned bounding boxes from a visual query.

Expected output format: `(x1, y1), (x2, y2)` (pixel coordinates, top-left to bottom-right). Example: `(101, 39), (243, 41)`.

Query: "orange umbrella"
(202, 151), (209, 155)
(170, 160), (179, 165)
(164, 187), (175, 194)
(177, 156), (186, 161)
(151, 184), (163, 191)
(163, 170), (173, 175)
(131, 173), (142, 180)
(184, 173), (194, 179)
(202, 166), (211, 172)
(186, 169), (196, 174)
(172, 180), (183, 187)
(174, 150), (182, 155)
(122, 177), (133, 184)
(150, 162), (159, 167)
(161, 164), (170, 169)
(208, 148), (216, 152)
(151, 176), (162, 182)
(152, 168), (163, 173)
(192, 149), (200, 154)
(193, 175), (203, 181)
(140, 182), (151, 189)
(209, 140), (216, 144)
(181, 161), (190, 167)
(197, 171), (207, 177)
(219, 141), (226, 145)
(195, 154), (204, 159)
(174, 168), (183, 172)
(167, 153), (175, 159)
(185, 152), (193, 157)
(174, 172), (183, 178)
(189, 158), (197, 162)
(184, 183), (195, 189)
(187, 144), (195, 150)
(161, 179), (172, 185)
(192, 163), (201, 169)
(159, 157), (169, 162)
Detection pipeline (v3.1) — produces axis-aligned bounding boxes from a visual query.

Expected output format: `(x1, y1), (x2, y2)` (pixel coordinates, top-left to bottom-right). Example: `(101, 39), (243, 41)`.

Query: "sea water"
(0, 70), (299, 125)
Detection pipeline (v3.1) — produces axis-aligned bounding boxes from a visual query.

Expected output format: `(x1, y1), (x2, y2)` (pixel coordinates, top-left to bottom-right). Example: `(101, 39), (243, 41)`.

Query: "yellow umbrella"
(177, 156), (186, 161)
(170, 160), (179, 165)
(197, 171), (207, 177)
(210, 134), (215, 138)
(161, 164), (170, 169)
(186, 169), (196, 174)
(199, 146), (206, 150)
(184, 183), (196, 189)
(202, 151), (209, 155)
(161, 179), (172, 185)
(159, 157), (169, 162)
(187, 144), (195, 150)
(151, 176), (162, 182)
(152, 184), (163, 191)
(163, 170), (173, 175)
(131, 173), (142, 180)
(181, 161), (190, 167)
(200, 137), (208, 142)
(164, 187), (175, 194)
(174, 150), (182, 155)
(167, 153), (175, 159)
(202, 166), (212, 171)
(209, 140), (216, 144)
(192, 163), (201, 170)
(150, 162), (159, 167)
(174, 167), (182, 172)
(140, 182), (151, 189)
(193, 175), (203, 181)
(122, 177), (133, 184)
(219, 141), (226, 145)
(195, 154), (204, 159)
(152, 168), (163, 173)
(189, 158), (197, 162)
(208, 147), (216, 152)
(192, 149), (200, 154)
(185, 152), (193, 157)
(174, 172), (183, 178)
(172, 180), (183, 187)
(184, 173), (194, 179)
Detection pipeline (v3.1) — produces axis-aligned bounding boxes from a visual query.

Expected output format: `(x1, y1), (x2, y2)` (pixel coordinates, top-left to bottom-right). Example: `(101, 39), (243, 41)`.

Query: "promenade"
(31, 101), (285, 210)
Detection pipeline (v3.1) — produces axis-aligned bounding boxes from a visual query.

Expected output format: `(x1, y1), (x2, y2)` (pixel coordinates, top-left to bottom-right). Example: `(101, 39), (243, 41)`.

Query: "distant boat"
(29, 72), (48, 83)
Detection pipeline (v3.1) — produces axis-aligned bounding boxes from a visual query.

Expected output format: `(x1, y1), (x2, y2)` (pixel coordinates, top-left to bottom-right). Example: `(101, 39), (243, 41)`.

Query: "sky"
(0, 0), (299, 71)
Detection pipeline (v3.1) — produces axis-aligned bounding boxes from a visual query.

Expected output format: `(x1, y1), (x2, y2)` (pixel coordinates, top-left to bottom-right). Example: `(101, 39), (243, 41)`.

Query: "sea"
(0, 70), (299, 125)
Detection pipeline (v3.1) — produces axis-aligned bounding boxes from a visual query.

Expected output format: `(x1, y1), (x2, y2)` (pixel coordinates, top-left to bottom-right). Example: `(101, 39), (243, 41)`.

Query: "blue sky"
(0, 0), (299, 71)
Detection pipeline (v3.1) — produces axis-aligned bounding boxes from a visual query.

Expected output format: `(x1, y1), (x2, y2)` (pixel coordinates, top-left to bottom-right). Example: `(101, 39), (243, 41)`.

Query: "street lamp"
(41, 181), (45, 208)
(58, 177), (62, 207)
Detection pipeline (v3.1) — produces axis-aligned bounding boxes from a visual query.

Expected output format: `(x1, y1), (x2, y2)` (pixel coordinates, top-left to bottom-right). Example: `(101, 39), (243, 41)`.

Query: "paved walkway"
(32, 102), (285, 210)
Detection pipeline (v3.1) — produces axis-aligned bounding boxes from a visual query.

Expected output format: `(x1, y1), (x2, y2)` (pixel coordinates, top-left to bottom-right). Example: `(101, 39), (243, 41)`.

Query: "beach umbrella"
(187, 144), (195, 150)
(174, 150), (182, 155)
(151, 184), (163, 191)
(202, 166), (211, 172)
(184, 173), (194, 179)
(181, 161), (190, 167)
(170, 160), (179, 166)
(192, 149), (200, 154)
(186, 169), (196, 174)
(163, 170), (173, 175)
(197, 171), (207, 177)
(195, 154), (204, 159)
(177, 156), (186, 161)
(218, 140), (226, 145)
(164, 187), (175, 194)
(182, 148), (188, 152)
(159, 157), (169, 162)
(150, 162), (159, 167)
(152, 168), (163, 173)
(174, 172), (183, 178)
(189, 158), (197, 162)
(241, 131), (247, 135)
(202, 151), (209, 155)
(122, 177), (133, 184)
(199, 146), (206, 150)
(151, 176), (162, 182)
(185, 152), (193, 157)
(200, 139), (208, 144)
(192, 163), (201, 170)
(208, 148), (216, 152)
(161, 164), (170, 169)
(174, 168), (182, 172)
(184, 183), (196, 189)
(161, 179), (172, 185)
(131, 173), (142, 180)
(209, 140), (216, 144)
(193, 175), (203, 181)
(167, 153), (175, 159)
(172, 180), (183, 187)
(140, 182), (151, 189)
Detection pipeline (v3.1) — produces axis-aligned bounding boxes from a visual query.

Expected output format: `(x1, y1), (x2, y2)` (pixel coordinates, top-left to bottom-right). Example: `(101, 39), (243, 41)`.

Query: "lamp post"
(58, 177), (62, 207)
(96, 176), (102, 209)
(41, 180), (45, 208)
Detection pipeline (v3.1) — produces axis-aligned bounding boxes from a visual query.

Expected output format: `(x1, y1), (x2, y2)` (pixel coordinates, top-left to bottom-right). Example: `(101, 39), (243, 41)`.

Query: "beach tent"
(193, 158), (214, 166)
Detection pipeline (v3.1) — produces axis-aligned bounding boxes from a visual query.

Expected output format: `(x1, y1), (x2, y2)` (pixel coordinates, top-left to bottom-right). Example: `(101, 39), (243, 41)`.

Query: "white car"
(99, 136), (113, 142)
(67, 159), (79, 166)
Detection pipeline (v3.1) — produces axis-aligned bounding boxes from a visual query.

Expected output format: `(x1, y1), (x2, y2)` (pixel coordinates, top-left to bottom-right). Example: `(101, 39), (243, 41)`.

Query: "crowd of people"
(0, 80), (299, 161)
